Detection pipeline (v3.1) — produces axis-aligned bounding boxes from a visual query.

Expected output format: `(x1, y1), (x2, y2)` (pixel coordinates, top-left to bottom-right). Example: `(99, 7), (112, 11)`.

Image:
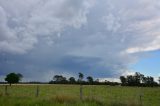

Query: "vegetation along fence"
(0, 84), (160, 106)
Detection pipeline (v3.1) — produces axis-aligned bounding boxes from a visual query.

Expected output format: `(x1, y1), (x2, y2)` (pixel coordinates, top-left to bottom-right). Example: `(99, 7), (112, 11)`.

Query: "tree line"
(3, 72), (160, 87)
(120, 72), (159, 87)
(3, 72), (119, 86)
(48, 73), (119, 86)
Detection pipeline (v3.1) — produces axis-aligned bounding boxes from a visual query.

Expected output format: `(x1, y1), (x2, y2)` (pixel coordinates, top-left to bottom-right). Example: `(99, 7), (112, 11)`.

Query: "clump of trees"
(49, 73), (119, 86)
(69, 77), (76, 84)
(49, 73), (86, 84)
(120, 72), (159, 87)
(5, 73), (23, 86)
(87, 76), (93, 84)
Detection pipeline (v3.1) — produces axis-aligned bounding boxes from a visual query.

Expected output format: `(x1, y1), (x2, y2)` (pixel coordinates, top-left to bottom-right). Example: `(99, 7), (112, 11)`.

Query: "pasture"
(0, 84), (159, 106)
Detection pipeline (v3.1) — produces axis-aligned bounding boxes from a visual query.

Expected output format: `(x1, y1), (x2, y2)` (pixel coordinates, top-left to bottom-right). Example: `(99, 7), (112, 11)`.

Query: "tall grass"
(0, 84), (159, 106)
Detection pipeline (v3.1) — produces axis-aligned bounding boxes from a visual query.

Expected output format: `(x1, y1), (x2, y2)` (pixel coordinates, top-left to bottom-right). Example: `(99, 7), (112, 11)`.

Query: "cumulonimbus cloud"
(0, 0), (160, 81)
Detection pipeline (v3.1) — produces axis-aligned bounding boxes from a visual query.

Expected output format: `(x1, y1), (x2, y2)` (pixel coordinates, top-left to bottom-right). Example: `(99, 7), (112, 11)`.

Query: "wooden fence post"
(35, 85), (39, 97)
(139, 87), (143, 106)
(80, 84), (83, 100)
(139, 94), (143, 106)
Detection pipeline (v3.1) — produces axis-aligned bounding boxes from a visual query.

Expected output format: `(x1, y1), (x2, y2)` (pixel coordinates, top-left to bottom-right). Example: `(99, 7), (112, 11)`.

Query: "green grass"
(0, 84), (159, 106)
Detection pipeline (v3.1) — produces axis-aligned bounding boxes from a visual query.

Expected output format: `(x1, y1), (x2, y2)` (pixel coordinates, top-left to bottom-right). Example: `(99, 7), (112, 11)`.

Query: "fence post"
(5, 85), (8, 95)
(80, 84), (83, 100)
(139, 94), (143, 105)
(35, 85), (39, 97)
(139, 87), (143, 106)
(91, 85), (95, 99)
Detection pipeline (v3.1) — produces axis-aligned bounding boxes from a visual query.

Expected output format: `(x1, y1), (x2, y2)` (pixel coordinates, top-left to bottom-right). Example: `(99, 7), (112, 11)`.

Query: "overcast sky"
(0, 0), (160, 82)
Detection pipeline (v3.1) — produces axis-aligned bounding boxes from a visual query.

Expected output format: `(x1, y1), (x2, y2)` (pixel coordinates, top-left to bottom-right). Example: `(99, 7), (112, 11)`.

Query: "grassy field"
(0, 84), (159, 106)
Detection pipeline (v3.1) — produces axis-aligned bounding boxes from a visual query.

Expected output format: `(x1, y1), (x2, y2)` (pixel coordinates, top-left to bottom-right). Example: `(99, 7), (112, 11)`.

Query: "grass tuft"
(53, 95), (77, 103)
(110, 101), (142, 106)
(0, 93), (3, 97)
(84, 96), (105, 106)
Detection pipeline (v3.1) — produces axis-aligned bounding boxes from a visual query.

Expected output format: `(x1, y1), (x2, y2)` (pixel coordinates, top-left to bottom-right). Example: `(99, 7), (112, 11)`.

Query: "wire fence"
(0, 84), (159, 105)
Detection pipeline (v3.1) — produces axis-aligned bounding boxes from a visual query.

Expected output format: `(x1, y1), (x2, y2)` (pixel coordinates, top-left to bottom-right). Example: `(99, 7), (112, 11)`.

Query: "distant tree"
(149, 76), (154, 84)
(134, 72), (144, 86)
(139, 73), (144, 83)
(5, 73), (23, 86)
(87, 76), (93, 84)
(104, 80), (108, 84)
(120, 76), (126, 85)
(78, 72), (84, 100)
(94, 79), (99, 85)
(142, 76), (147, 84)
(95, 79), (99, 82)
(123, 72), (145, 86)
(126, 75), (135, 86)
(69, 77), (76, 84)
(53, 75), (67, 83)
(120, 72), (159, 87)
(78, 72), (84, 82)
(134, 72), (140, 85)
(158, 77), (160, 84)
(145, 76), (154, 86)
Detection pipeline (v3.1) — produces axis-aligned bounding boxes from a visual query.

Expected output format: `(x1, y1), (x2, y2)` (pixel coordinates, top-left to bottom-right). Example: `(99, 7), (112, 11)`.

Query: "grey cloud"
(0, 0), (94, 54)
(0, 0), (160, 81)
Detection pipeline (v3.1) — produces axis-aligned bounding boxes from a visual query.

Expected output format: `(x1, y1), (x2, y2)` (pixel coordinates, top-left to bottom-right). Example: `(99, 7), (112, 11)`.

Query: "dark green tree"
(142, 76), (147, 85)
(87, 76), (93, 84)
(126, 75), (135, 86)
(69, 77), (76, 84)
(53, 75), (67, 83)
(134, 72), (144, 86)
(5, 73), (23, 86)
(121, 72), (157, 87)
(78, 72), (84, 82)
(145, 76), (154, 86)
(120, 76), (126, 85)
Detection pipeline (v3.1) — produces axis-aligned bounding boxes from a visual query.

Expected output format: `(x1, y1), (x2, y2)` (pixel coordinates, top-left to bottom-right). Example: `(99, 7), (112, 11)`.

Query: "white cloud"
(126, 35), (160, 53)
(102, 14), (121, 32)
(0, 75), (5, 82)
(0, 0), (94, 54)
(99, 78), (120, 83)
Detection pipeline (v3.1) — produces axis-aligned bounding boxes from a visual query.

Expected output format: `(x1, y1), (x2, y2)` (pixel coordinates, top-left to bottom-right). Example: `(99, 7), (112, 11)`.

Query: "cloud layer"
(0, 0), (160, 81)
(0, 0), (94, 54)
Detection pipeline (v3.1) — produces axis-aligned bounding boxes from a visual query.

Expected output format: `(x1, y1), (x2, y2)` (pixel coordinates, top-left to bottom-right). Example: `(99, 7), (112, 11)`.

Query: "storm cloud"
(0, 0), (160, 81)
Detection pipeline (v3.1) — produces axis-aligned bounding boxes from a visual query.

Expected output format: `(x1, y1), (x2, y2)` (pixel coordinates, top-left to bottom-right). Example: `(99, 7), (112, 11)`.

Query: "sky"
(131, 51), (160, 77)
(0, 0), (160, 82)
